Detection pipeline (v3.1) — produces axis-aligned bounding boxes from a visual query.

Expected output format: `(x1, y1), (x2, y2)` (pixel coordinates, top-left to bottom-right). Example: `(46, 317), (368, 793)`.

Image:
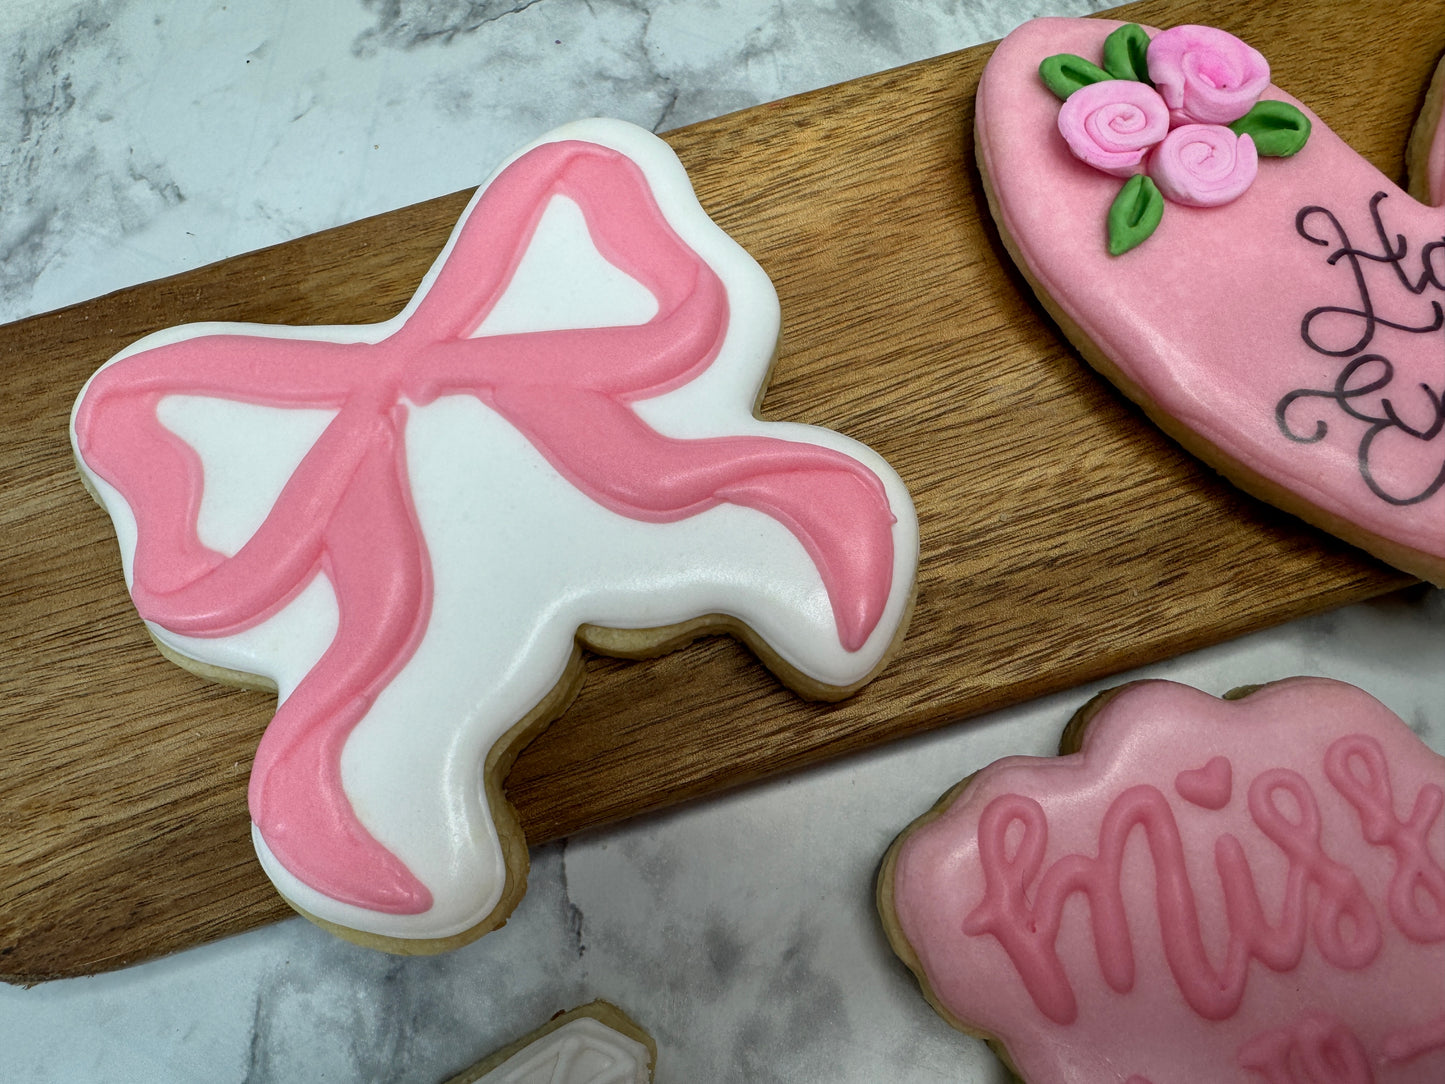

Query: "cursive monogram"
(1276, 192), (1445, 506)
(963, 734), (1445, 1027)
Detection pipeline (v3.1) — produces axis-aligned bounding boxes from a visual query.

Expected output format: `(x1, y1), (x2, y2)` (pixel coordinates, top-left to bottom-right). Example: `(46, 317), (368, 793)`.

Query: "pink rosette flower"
(1149, 124), (1259, 207)
(1147, 24), (1270, 125)
(1057, 78), (1171, 178)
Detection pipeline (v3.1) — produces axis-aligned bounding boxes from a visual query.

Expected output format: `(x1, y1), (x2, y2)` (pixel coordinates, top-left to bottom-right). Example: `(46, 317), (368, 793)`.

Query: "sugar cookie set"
(61, 11), (1443, 1084)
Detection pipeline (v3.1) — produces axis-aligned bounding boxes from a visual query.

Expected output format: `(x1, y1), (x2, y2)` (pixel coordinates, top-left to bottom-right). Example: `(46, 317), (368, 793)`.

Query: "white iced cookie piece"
(446, 1002), (654, 1084)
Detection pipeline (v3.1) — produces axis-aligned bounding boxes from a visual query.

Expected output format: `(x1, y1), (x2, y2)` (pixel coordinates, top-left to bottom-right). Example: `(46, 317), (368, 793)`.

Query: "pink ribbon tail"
(491, 384), (896, 650)
(248, 420), (434, 914)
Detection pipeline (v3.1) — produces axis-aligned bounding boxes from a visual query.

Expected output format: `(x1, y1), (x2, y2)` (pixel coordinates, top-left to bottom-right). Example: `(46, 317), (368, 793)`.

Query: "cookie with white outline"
(72, 118), (918, 951)
(880, 677), (1445, 1084)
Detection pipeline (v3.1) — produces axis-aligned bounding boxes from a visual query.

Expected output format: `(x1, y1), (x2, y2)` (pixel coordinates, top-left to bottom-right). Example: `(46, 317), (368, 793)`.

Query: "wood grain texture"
(0, 0), (1434, 982)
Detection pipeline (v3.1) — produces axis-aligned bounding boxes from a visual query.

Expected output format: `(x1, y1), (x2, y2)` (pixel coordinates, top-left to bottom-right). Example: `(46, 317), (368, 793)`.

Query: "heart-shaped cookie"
(976, 19), (1444, 584)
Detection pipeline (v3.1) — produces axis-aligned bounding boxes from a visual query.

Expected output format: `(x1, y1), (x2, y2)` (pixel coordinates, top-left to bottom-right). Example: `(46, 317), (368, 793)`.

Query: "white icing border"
(474, 1015), (652, 1084)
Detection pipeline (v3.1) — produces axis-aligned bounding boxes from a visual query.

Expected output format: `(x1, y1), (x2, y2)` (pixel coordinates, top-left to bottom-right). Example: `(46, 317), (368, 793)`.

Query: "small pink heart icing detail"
(1175, 755), (1233, 809)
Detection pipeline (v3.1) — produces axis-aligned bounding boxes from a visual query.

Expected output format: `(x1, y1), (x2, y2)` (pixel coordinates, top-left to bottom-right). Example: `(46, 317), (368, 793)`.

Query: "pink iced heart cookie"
(879, 677), (1445, 1084)
(977, 19), (1445, 585)
(446, 1001), (654, 1084)
(71, 118), (918, 951)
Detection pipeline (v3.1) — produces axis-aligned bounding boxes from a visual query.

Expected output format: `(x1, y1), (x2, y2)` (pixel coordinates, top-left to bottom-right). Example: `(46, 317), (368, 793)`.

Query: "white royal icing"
(473, 1016), (652, 1084)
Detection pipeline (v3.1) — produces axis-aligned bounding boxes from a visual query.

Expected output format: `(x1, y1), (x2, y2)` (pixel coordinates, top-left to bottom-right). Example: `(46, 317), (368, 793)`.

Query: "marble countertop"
(2, 2), (1440, 1081)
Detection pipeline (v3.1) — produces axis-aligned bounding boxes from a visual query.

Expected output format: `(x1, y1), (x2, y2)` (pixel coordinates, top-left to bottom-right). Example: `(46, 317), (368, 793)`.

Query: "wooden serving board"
(1, 0), (1434, 982)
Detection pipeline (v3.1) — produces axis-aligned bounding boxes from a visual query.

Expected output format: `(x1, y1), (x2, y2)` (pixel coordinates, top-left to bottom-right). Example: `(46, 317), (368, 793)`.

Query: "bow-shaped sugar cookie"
(976, 19), (1445, 584)
(72, 119), (917, 947)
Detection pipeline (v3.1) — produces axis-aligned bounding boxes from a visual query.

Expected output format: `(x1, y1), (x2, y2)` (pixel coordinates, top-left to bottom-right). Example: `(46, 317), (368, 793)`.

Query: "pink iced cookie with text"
(71, 119), (918, 951)
(879, 677), (1445, 1084)
(976, 19), (1445, 585)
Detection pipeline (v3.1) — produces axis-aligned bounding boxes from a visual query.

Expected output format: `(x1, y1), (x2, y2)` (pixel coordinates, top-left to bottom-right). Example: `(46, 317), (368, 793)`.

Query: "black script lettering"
(1294, 195), (1443, 357)
(1279, 193), (1445, 506)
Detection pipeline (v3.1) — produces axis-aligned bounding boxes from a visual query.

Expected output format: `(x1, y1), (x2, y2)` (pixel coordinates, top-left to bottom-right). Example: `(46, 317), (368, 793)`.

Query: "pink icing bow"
(74, 138), (897, 914)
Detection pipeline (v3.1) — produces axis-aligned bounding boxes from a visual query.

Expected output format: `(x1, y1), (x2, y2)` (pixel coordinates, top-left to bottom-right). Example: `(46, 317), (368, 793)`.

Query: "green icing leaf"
(1108, 175), (1164, 256)
(1038, 53), (1112, 100)
(1102, 24), (1152, 83)
(1228, 100), (1312, 157)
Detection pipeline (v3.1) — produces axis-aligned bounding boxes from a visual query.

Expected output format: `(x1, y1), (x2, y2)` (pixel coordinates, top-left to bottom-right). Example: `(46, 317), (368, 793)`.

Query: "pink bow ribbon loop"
(74, 137), (898, 914)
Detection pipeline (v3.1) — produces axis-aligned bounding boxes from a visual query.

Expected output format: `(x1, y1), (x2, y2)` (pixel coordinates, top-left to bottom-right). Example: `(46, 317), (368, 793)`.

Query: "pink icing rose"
(1147, 24), (1270, 125)
(1057, 78), (1171, 178)
(1149, 124), (1258, 207)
